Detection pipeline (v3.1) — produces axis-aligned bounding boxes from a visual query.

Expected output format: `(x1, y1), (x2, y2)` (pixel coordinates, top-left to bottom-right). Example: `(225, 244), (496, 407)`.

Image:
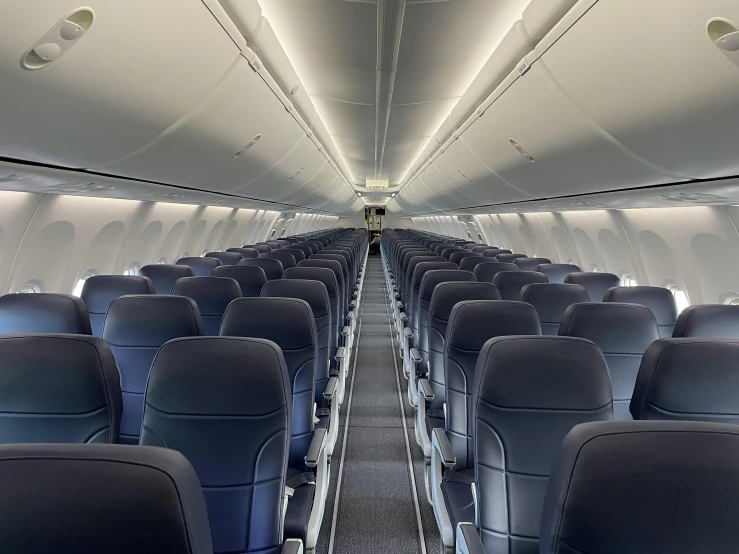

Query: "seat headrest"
(603, 286), (677, 327)
(491, 271), (547, 299)
(170, 277), (241, 316)
(429, 282), (501, 320)
(261, 279), (330, 318)
(520, 283), (591, 320)
(419, 270), (477, 302)
(245, 244), (271, 253)
(495, 253), (527, 263)
(472, 261), (521, 284)
(297, 259), (344, 282)
(139, 264), (195, 294)
(564, 272), (621, 302)
(0, 293), (91, 335)
(221, 298), (317, 351)
(237, 257), (283, 280)
(311, 254), (348, 274)
(459, 256), (493, 272)
(514, 257), (552, 271)
(103, 295), (203, 345)
(559, 302), (659, 353)
(280, 248), (307, 262)
(483, 248), (512, 257)
(0, 334), (121, 444)
(81, 275), (155, 318)
(449, 252), (480, 265)
(226, 247), (259, 259)
(540, 421), (739, 554)
(0, 443), (212, 554)
(283, 267), (338, 298)
(673, 304), (739, 338)
(631, 338), (739, 422)
(447, 301), (542, 351)
(535, 263), (582, 283)
(175, 257), (222, 277)
(412, 262), (458, 287)
(205, 252), (242, 266)
(474, 336), (612, 410)
(210, 265), (266, 297)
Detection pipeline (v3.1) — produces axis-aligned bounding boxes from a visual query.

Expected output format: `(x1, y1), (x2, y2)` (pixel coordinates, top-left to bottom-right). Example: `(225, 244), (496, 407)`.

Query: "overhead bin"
(0, 0), (238, 168)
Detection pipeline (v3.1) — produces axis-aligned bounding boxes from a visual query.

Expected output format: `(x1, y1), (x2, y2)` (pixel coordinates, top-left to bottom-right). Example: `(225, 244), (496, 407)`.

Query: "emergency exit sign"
(366, 179), (389, 190)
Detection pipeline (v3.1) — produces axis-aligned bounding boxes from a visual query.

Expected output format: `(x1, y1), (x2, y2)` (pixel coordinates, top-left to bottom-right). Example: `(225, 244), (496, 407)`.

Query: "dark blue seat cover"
(514, 257), (552, 271)
(170, 277), (242, 336)
(535, 263), (582, 284)
(409, 262), (463, 348)
(141, 336), (290, 554)
(540, 421), (739, 554)
(139, 264), (195, 294)
(292, 244), (314, 259)
(206, 252), (242, 266)
(449, 251), (479, 266)
(559, 302), (659, 420)
(459, 256), (495, 273)
(473, 262), (521, 285)
(81, 275), (155, 336)
(211, 265), (266, 298)
(176, 257), (222, 277)
(0, 334), (121, 444)
(238, 257), (284, 281)
(495, 253), (527, 263)
(0, 293), (91, 334)
(564, 272), (620, 302)
(259, 251), (297, 270)
(298, 259), (346, 326)
(103, 295), (203, 444)
(0, 443), (212, 554)
(280, 248), (307, 263)
(473, 336), (612, 554)
(520, 283), (591, 335)
(492, 270), (547, 300)
(672, 304), (739, 338)
(245, 244), (272, 253)
(482, 248), (511, 257)
(604, 285), (677, 338)
(631, 338), (739, 423)
(226, 247), (259, 258)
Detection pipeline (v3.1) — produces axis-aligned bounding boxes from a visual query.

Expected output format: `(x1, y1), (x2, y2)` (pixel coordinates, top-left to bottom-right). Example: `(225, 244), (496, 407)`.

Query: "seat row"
(381, 229), (739, 554)
(0, 227), (367, 554)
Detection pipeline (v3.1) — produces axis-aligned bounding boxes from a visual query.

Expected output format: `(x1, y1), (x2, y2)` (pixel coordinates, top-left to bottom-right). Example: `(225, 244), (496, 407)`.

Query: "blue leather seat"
(263, 241), (284, 250)
(473, 262), (521, 285)
(482, 248), (511, 257)
(298, 259), (346, 325)
(471, 245), (490, 253)
(141, 336), (291, 554)
(206, 252), (242, 266)
(280, 248), (307, 263)
(245, 244), (272, 253)
(81, 275), (155, 336)
(631, 338), (739, 423)
(139, 264), (195, 294)
(211, 265), (267, 298)
(0, 293), (91, 334)
(449, 251), (479, 266)
(559, 302), (659, 420)
(441, 248), (465, 261)
(564, 272), (620, 302)
(238, 257), (284, 281)
(535, 263), (582, 283)
(403, 254), (442, 308)
(495, 253), (527, 263)
(0, 443), (212, 554)
(0, 334), (121, 444)
(459, 256), (494, 273)
(514, 257), (551, 271)
(433, 301), (541, 551)
(604, 285), (677, 338)
(520, 283), (591, 335)
(471, 336), (612, 554)
(176, 256), (222, 277)
(226, 247), (259, 258)
(492, 270), (547, 299)
(311, 254), (351, 310)
(672, 304), (739, 338)
(292, 244), (314, 259)
(540, 421), (739, 554)
(171, 277), (242, 336)
(260, 251), (297, 270)
(103, 295), (203, 444)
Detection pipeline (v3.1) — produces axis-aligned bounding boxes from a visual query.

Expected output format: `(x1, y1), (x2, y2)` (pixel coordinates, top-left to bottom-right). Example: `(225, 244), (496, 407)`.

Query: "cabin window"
(201, 250), (208, 257)
(621, 273), (638, 287)
(729, 298), (739, 306)
(16, 278), (42, 294)
(476, 232), (483, 242)
(667, 284), (690, 313)
(592, 265), (603, 273)
(156, 256), (167, 265)
(270, 229), (277, 238)
(466, 230), (473, 239)
(72, 268), (98, 297)
(123, 261), (140, 276)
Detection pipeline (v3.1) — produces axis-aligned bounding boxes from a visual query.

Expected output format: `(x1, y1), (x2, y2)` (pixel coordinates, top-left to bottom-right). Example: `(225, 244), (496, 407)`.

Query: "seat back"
(141, 336), (289, 554)
(139, 264), (195, 294)
(246, 244), (272, 253)
(298, 259), (346, 321)
(559, 302), (659, 420)
(176, 257), (222, 277)
(81, 275), (155, 336)
(482, 248), (511, 257)
(449, 251), (479, 266)
(170, 277), (241, 336)
(280, 248), (307, 263)
(520, 283), (591, 335)
(0, 444), (212, 554)
(535, 263), (582, 283)
(473, 262), (520, 284)
(631, 338), (739, 423)
(672, 304), (739, 338)
(0, 334), (121, 444)
(495, 253), (527, 263)
(292, 244), (314, 259)
(259, 251), (297, 270)
(404, 254), (441, 305)
(206, 252), (242, 266)
(211, 265), (267, 297)
(459, 256), (495, 273)
(492, 270), (547, 299)
(226, 247), (259, 259)
(103, 295), (203, 443)
(563, 272), (620, 302)
(238, 258), (284, 281)
(474, 336), (612, 554)
(0, 293), (91, 334)
(445, 301), (541, 468)
(514, 257), (552, 271)
(410, 262), (458, 343)
(604, 285), (678, 338)
(540, 421), (739, 554)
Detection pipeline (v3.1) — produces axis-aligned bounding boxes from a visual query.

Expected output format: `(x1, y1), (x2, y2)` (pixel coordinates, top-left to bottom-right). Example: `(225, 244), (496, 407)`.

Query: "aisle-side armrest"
(432, 428), (456, 469)
(404, 327), (413, 339)
(410, 348), (422, 364)
(418, 378), (435, 402)
(282, 538), (304, 554)
(335, 347), (345, 362)
(455, 523), (484, 554)
(305, 428), (327, 468)
(323, 376), (339, 401)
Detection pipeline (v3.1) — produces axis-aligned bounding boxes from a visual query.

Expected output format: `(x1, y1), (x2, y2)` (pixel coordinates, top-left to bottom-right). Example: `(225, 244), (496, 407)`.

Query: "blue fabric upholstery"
(176, 257), (222, 277)
(238, 258), (284, 281)
(226, 247), (259, 258)
(604, 285), (677, 338)
(564, 272), (620, 302)
(514, 257), (551, 271)
(259, 252), (297, 270)
(0, 293), (91, 335)
(139, 264), (195, 294)
(206, 252), (243, 266)
(535, 263), (582, 284)
(520, 283), (591, 335)
(81, 275), (155, 336)
(170, 277), (242, 336)
(491, 271), (546, 300)
(211, 265), (267, 298)
(672, 304), (739, 338)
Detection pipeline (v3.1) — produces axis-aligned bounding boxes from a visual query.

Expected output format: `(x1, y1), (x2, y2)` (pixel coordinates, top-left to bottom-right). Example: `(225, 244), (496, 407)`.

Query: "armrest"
(418, 378), (435, 401)
(350, 300), (357, 308)
(353, 291), (358, 298)
(455, 523), (485, 554)
(282, 538), (304, 554)
(346, 310), (355, 319)
(304, 428), (327, 468)
(335, 346), (345, 361)
(323, 376), (339, 401)
(410, 348), (422, 364)
(394, 292), (400, 299)
(396, 300), (403, 309)
(400, 312), (408, 322)
(432, 428), (456, 469)
(342, 325), (351, 337)
(404, 327), (413, 339)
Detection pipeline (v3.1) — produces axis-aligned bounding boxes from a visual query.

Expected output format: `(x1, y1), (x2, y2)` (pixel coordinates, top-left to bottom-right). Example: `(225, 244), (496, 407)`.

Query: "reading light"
(357, 193), (362, 197)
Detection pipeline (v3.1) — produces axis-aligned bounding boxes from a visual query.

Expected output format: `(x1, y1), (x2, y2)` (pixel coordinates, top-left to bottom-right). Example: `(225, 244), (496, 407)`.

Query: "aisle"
(315, 256), (434, 554)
